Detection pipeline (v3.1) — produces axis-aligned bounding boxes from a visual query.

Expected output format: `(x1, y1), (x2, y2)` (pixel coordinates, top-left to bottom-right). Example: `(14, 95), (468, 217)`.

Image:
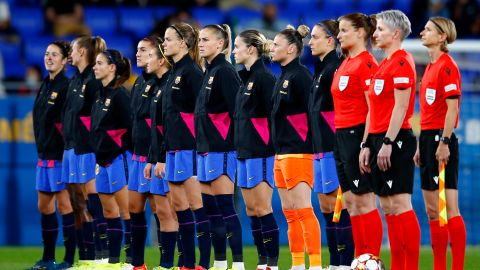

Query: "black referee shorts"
(368, 129), (416, 196)
(420, 130), (459, 190)
(334, 124), (373, 194)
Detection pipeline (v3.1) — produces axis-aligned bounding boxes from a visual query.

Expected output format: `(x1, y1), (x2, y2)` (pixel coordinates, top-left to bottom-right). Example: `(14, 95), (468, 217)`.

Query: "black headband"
(103, 50), (116, 66)
(430, 19), (445, 34)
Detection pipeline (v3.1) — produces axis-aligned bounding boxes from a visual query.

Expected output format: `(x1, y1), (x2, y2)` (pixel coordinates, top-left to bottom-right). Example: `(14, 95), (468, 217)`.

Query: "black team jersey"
(90, 81), (132, 167)
(234, 58), (275, 159)
(271, 57), (313, 154)
(62, 65), (103, 154)
(130, 71), (157, 157)
(148, 73), (170, 163)
(194, 53), (241, 153)
(33, 72), (69, 160)
(162, 55), (202, 151)
(308, 50), (342, 153)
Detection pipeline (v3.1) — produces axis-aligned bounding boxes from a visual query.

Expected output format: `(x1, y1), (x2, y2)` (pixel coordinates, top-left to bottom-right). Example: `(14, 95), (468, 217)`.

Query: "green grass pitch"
(1, 246), (480, 269)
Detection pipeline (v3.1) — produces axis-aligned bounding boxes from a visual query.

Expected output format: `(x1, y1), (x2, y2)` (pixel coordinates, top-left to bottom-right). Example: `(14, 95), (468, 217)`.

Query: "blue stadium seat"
(277, 8), (300, 25)
(153, 6), (177, 21)
(84, 7), (118, 36)
(321, 0), (355, 17)
(0, 41), (25, 78)
(118, 8), (155, 40)
(301, 9), (337, 27)
(191, 7), (226, 27)
(228, 6), (261, 26)
(357, 0), (389, 15)
(24, 36), (56, 67)
(393, 0), (412, 16)
(104, 36), (135, 63)
(10, 8), (45, 37)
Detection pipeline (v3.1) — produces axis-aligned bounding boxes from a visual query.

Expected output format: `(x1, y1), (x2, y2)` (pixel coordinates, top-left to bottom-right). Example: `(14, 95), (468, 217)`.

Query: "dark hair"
(73, 36), (107, 65)
(278, 24), (310, 56)
(50, 40), (71, 59)
(101, 49), (131, 88)
(168, 23), (201, 66)
(203, 24), (232, 62)
(238, 29), (273, 57)
(316, 19), (340, 45)
(143, 35), (172, 67)
(338, 13), (377, 47)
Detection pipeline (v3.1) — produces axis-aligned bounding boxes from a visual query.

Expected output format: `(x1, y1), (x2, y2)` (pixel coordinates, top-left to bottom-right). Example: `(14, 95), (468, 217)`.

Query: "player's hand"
(154, 162), (166, 179)
(413, 145), (420, 167)
(377, 144), (392, 171)
(436, 143), (450, 167)
(144, 163), (153, 180)
(359, 147), (371, 174)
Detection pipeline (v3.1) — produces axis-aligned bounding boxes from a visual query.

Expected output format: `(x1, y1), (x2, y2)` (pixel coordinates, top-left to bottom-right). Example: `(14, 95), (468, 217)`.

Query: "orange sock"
(283, 209), (305, 266)
(297, 207), (321, 267)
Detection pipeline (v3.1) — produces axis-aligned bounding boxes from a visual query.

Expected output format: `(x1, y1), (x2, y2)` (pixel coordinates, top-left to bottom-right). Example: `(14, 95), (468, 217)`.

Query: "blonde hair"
(204, 24), (233, 62)
(238, 29), (273, 58)
(429, 16), (457, 52)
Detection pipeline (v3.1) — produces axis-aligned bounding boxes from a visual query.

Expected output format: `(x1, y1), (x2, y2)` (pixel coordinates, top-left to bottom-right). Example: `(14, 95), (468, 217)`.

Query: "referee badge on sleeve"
(426, 88), (436, 105)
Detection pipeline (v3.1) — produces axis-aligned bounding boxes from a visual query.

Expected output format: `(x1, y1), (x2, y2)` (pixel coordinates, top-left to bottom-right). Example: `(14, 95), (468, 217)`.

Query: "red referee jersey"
(332, 50), (378, 129)
(420, 53), (461, 130)
(368, 49), (416, 134)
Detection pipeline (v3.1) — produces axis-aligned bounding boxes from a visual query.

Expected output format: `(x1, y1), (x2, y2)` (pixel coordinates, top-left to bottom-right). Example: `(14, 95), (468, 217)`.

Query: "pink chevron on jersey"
(55, 123), (62, 136)
(145, 118), (152, 128)
(208, 112), (230, 140)
(80, 116), (92, 132)
(156, 125), (164, 135)
(250, 117), (270, 145)
(106, 129), (127, 147)
(320, 111), (336, 133)
(286, 113), (309, 142)
(180, 112), (195, 138)
(133, 154), (147, 162)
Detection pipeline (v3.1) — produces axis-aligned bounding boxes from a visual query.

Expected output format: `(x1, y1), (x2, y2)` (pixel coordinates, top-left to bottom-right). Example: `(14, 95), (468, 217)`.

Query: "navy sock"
(194, 207), (211, 268)
(87, 194), (108, 258)
(259, 213), (279, 266)
(176, 231), (184, 267)
(106, 217), (123, 263)
(76, 229), (86, 260)
(250, 216), (267, 265)
(323, 212), (340, 266)
(337, 209), (354, 265)
(154, 214), (164, 266)
(160, 231), (177, 268)
(203, 193), (227, 261)
(215, 194), (243, 262)
(82, 221), (95, 260)
(123, 219), (132, 263)
(61, 212), (76, 264)
(41, 213), (58, 262)
(131, 212), (147, 267)
(176, 209), (196, 269)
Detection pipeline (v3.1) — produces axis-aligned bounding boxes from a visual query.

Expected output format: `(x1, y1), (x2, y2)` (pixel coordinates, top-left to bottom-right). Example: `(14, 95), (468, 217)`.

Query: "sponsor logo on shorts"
(208, 169), (216, 173)
(325, 180), (333, 185)
(387, 180), (393, 189)
(56, 181), (63, 185)
(433, 176), (439, 184)
(70, 172), (76, 176)
(140, 182), (147, 186)
(226, 232), (233, 239)
(177, 170), (184, 174)
(112, 180), (118, 185)
(263, 238), (272, 244)
(248, 176), (255, 180)
(397, 141), (403, 149)
(81, 172), (87, 176)
(353, 179), (359, 187)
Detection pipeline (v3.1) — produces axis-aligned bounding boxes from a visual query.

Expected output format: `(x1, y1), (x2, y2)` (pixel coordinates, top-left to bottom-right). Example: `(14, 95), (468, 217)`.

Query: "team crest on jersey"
(282, 80), (289, 88)
(338, 76), (349, 91)
(50, 92), (58, 100)
(145, 85), (151, 93)
(247, 82), (253, 90)
(374, 79), (384, 95)
(105, 98), (111, 106)
(425, 88), (436, 105)
(175, 76), (181, 84)
(208, 76), (214, 84)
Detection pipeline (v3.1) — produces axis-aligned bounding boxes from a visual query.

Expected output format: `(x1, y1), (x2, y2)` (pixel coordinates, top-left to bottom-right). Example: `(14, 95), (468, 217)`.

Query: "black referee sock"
(202, 193), (227, 261)
(322, 212), (340, 266)
(123, 219), (132, 263)
(41, 213), (58, 262)
(194, 207), (211, 269)
(259, 212), (279, 266)
(61, 212), (76, 265)
(82, 221), (95, 260)
(215, 194), (243, 262)
(249, 216), (268, 266)
(106, 217), (123, 263)
(176, 209), (196, 269)
(160, 231), (177, 268)
(130, 212), (147, 267)
(337, 209), (354, 266)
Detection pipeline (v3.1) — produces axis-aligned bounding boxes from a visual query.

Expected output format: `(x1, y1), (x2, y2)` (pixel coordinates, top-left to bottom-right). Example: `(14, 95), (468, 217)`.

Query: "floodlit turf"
(1, 246), (480, 269)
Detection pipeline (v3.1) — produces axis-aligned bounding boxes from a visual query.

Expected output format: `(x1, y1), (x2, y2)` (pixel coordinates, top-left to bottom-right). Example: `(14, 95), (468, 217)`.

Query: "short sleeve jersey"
(368, 49), (416, 134)
(331, 50), (378, 129)
(419, 53), (461, 130)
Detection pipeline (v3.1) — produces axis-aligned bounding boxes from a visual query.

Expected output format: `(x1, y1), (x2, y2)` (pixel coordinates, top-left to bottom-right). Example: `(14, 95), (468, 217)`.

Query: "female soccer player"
(415, 16), (466, 270)
(308, 20), (354, 269)
(196, 24), (243, 270)
(363, 10), (420, 270)
(129, 35), (171, 269)
(232, 29), (279, 270)
(270, 25), (321, 270)
(91, 49), (132, 267)
(30, 40), (73, 270)
(162, 22), (211, 270)
(64, 35), (108, 264)
(333, 13), (382, 257)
